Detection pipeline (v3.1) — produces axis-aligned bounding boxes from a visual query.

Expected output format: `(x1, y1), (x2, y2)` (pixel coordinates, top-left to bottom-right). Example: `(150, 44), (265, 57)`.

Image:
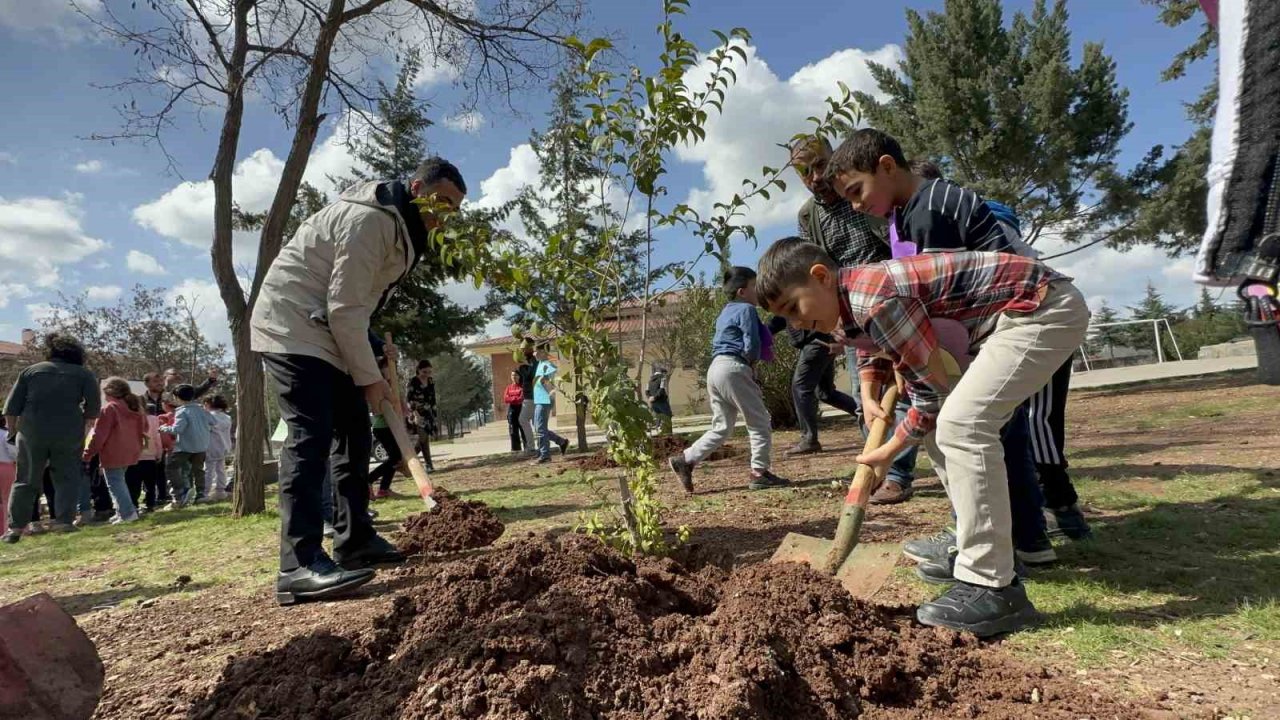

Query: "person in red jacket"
(503, 370), (526, 452)
(83, 378), (147, 524)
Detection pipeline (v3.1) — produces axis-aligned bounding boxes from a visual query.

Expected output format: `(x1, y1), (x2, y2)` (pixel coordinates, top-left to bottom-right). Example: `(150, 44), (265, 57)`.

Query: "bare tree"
(82, 0), (582, 515)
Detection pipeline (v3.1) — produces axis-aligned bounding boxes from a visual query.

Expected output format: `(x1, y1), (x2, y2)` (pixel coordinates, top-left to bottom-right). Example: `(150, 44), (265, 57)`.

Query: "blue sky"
(0, 0), (1214, 347)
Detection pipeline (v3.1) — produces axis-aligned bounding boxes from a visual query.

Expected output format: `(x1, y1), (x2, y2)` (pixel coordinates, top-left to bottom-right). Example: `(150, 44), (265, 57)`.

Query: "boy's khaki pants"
(924, 281), (1090, 588)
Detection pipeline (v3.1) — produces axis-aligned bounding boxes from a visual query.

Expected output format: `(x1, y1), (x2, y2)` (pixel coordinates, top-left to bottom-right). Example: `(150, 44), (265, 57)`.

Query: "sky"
(0, 0), (1217, 350)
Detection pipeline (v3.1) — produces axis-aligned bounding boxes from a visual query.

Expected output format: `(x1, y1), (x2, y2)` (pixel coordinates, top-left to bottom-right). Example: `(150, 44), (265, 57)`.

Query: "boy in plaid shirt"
(758, 238), (1089, 637)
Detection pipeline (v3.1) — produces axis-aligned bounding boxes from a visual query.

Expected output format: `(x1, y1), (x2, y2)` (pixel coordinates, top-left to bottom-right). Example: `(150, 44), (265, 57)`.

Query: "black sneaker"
(1, 529), (20, 544)
(916, 548), (1031, 585)
(1051, 504), (1093, 541)
(916, 578), (1041, 637)
(903, 528), (956, 564)
(748, 469), (790, 491)
(668, 455), (695, 493)
(558, 438), (570, 456)
(1015, 534), (1058, 565)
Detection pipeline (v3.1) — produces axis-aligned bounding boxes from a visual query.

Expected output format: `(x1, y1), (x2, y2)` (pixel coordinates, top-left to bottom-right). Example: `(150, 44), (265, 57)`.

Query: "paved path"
(1071, 355), (1257, 389)
(437, 355), (1262, 463)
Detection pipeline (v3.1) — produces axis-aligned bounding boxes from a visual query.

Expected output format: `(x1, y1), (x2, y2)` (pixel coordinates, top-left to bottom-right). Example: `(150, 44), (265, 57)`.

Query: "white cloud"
(0, 151), (15, 165)
(86, 284), (122, 302)
(74, 159), (104, 174)
(441, 279), (489, 309)
(474, 143), (539, 212)
(0, 193), (106, 289)
(168, 278), (232, 348)
(0, 0), (102, 41)
(444, 110), (485, 133)
(677, 43), (903, 234)
(126, 249), (165, 276)
(133, 114), (364, 264)
(0, 282), (32, 309)
(1035, 234), (1203, 315)
(25, 303), (55, 325)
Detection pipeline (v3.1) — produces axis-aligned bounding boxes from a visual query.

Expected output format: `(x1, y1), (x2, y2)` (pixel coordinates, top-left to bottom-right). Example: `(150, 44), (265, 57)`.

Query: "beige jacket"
(250, 182), (414, 387)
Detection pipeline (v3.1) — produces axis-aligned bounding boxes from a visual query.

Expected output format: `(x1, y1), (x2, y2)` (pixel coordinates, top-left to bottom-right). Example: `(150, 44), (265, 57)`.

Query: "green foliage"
(651, 279), (721, 385)
(35, 285), (227, 382)
(858, 0), (1134, 248)
(235, 54), (499, 362)
(431, 0), (857, 556)
(429, 349), (492, 437)
(1122, 0), (1216, 255)
(1171, 288), (1247, 357)
(1125, 282), (1183, 353)
(1087, 300), (1127, 359)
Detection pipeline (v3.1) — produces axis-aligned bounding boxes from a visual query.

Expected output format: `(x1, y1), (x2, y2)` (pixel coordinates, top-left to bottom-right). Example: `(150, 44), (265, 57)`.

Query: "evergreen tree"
(1126, 282), (1182, 353)
(496, 73), (670, 448)
(1089, 300), (1126, 359)
(333, 49), (432, 190)
(430, 349), (492, 439)
(1173, 287), (1247, 357)
(329, 51), (498, 361)
(857, 0), (1136, 248)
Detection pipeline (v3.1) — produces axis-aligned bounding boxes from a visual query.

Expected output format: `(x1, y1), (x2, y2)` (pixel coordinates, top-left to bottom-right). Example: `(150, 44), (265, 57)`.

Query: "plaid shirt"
(838, 251), (1065, 443)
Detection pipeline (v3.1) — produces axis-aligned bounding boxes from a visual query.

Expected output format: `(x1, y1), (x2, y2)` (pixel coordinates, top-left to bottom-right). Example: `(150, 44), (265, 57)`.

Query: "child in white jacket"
(203, 395), (233, 501)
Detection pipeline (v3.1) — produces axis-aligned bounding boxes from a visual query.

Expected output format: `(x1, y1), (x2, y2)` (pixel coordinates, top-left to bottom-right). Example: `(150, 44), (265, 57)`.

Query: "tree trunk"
(206, 1), (265, 517)
(572, 361), (587, 450)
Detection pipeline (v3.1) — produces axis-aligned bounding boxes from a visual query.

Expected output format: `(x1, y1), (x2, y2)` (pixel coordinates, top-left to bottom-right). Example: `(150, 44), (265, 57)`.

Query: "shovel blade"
(770, 533), (901, 599)
(0, 593), (104, 720)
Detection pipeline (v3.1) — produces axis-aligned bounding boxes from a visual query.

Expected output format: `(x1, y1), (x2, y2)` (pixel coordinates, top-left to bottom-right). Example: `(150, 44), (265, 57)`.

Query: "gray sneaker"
(903, 528), (956, 564)
(668, 455), (694, 493)
(748, 469), (790, 491)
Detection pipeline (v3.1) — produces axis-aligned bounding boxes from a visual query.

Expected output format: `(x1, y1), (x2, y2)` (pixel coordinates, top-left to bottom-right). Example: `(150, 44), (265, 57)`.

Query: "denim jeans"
(533, 404), (566, 460)
(102, 466), (137, 519)
(850, 367), (919, 488)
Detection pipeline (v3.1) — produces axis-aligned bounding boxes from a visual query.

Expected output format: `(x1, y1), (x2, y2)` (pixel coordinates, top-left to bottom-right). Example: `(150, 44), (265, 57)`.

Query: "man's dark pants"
(7, 434), (81, 529)
(792, 340), (862, 447)
(263, 353), (376, 573)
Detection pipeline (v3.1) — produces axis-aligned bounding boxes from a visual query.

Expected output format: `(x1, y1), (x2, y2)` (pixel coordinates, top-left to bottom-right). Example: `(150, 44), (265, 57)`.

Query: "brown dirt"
(571, 435), (743, 472)
(190, 534), (1169, 720)
(395, 490), (505, 555)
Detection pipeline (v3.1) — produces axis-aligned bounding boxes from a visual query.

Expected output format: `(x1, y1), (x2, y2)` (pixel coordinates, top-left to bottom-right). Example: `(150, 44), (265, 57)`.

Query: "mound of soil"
(194, 535), (1162, 720)
(395, 490), (505, 555)
(573, 436), (742, 472)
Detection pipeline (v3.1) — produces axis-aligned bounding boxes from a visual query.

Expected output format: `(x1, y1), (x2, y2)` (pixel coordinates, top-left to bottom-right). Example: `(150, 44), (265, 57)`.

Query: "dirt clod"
(195, 534), (1158, 719)
(395, 490), (504, 555)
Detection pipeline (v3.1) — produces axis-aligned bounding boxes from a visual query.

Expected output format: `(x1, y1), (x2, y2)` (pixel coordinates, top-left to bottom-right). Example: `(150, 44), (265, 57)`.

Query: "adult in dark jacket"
(250, 157), (465, 605)
(2, 334), (101, 542)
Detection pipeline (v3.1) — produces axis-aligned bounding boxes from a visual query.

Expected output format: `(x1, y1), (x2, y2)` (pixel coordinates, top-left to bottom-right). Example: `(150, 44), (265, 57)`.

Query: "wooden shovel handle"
(844, 383), (900, 508)
(381, 334), (436, 510)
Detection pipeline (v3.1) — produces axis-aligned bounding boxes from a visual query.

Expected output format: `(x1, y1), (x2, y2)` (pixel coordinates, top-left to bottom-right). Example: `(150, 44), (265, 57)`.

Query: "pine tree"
(1090, 300), (1126, 359)
(1126, 282), (1181, 353)
(333, 49), (432, 189)
(496, 73), (668, 448)
(858, 0), (1134, 248)
(333, 50), (497, 361)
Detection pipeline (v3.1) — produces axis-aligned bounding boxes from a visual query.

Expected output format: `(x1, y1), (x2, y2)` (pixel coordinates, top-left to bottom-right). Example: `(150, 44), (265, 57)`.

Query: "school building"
(466, 293), (712, 423)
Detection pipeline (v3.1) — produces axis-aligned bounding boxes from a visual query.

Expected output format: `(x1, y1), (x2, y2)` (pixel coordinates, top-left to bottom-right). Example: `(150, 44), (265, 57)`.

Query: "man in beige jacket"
(251, 157), (465, 605)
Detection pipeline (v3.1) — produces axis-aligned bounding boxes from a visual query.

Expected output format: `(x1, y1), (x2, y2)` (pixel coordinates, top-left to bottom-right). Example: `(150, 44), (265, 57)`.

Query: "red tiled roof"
(468, 310), (680, 351)
(0, 341), (26, 357)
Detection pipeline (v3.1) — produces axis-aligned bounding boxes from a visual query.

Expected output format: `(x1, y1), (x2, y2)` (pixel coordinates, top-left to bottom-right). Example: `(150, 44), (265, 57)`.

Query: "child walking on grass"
(82, 378), (147, 524)
(160, 384), (212, 508)
(203, 395), (233, 501)
(668, 267), (789, 493)
(757, 238), (1089, 637)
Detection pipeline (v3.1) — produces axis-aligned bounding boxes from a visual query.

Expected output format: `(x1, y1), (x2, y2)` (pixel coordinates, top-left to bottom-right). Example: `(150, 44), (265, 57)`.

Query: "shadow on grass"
(1079, 463), (1279, 487)
(1071, 438), (1221, 461)
(1037, 488), (1280, 631)
(55, 581), (215, 616)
